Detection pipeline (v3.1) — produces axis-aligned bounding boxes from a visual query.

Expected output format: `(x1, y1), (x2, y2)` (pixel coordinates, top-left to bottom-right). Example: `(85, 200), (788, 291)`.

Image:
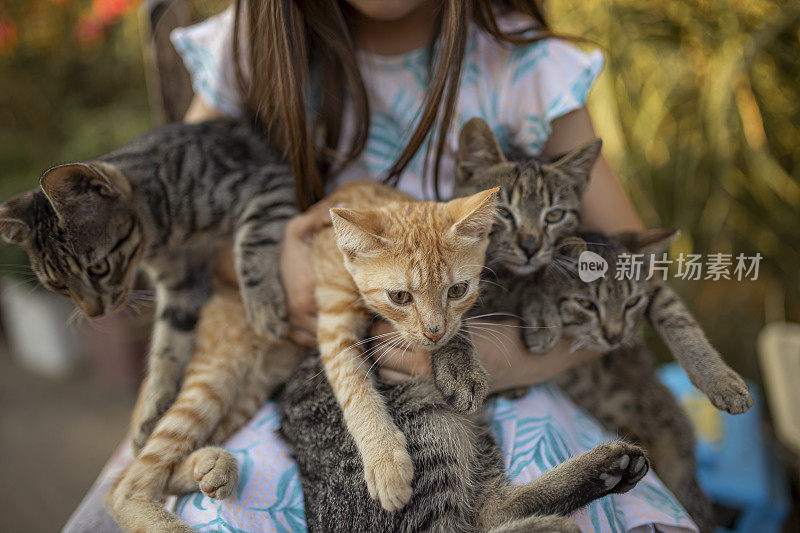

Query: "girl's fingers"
(288, 201), (334, 238)
(288, 328), (317, 348)
(377, 368), (413, 382)
(291, 311), (317, 336)
(377, 346), (432, 378)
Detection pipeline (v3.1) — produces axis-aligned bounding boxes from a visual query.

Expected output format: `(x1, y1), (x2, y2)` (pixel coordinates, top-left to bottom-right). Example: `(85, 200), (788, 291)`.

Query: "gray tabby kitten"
(280, 355), (650, 533)
(453, 118), (753, 532)
(0, 119), (296, 450)
(523, 231), (718, 530)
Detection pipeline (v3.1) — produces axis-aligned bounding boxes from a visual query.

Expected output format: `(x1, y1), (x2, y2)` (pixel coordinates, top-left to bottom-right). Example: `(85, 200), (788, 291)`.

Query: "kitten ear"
(549, 138), (602, 192)
(40, 163), (119, 219)
(446, 187), (500, 243)
(616, 228), (678, 256)
(456, 118), (506, 181)
(330, 207), (389, 258)
(556, 235), (588, 261)
(0, 192), (35, 244)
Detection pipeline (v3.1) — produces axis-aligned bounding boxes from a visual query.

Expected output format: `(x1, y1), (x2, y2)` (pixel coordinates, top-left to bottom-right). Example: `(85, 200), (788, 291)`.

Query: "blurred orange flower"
(73, 0), (140, 46)
(93, 0), (140, 24)
(0, 17), (18, 55)
(74, 12), (105, 45)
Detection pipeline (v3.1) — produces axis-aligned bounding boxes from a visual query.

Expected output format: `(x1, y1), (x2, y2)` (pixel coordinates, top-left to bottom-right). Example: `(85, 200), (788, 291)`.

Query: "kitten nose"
(603, 330), (622, 346)
(82, 301), (104, 317)
(424, 326), (444, 343)
(518, 234), (540, 258)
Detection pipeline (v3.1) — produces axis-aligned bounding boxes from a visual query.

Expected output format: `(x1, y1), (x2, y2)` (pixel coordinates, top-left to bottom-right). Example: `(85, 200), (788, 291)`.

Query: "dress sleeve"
(501, 38), (604, 154)
(169, 5), (245, 117)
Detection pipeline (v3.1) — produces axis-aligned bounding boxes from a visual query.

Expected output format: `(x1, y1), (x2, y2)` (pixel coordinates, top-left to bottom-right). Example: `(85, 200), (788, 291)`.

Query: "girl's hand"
(373, 320), (602, 392)
(280, 202), (333, 347)
(213, 202), (332, 347)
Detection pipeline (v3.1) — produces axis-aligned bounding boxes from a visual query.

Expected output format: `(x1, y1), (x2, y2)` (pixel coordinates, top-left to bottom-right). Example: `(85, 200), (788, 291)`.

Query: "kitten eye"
(447, 282), (469, 299)
(87, 259), (110, 280)
(575, 297), (597, 312)
(497, 207), (515, 222)
(388, 290), (412, 305)
(544, 208), (565, 224)
(625, 295), (642, 309)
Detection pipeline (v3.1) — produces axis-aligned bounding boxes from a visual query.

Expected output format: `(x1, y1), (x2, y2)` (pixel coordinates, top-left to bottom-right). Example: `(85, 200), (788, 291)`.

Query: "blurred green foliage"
(550, 0), (800, 380)
(0, 0), (151, 267)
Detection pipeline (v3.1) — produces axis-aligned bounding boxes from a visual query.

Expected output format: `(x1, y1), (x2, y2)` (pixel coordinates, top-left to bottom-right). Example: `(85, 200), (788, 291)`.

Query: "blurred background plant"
(549, 0), (800, 383)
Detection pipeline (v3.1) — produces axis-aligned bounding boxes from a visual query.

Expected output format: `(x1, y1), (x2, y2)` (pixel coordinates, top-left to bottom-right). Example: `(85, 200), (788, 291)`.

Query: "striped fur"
(280, 356), (651, 532)
(311, 180), (499, 511)
(106, 287), (304, 533)
(523, 232), (731, 532)
(0, 119), (297, 450)
(452, 118), (752, 531)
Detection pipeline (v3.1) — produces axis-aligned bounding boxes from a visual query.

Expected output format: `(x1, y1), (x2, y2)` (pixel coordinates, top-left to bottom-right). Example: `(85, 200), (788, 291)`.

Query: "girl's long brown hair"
(234, 0), (554, 209)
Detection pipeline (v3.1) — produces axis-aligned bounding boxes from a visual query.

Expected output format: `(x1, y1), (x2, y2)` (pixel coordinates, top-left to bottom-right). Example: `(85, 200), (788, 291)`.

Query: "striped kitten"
(453, 118), (752, 416)
(106, 287), (304, 533)
(522, 232), (723, 531)
(453, 119), (751, 531)
(313, 179), (499, 511)
(0, 119), (296, 450)
(280, 355), (650, 533)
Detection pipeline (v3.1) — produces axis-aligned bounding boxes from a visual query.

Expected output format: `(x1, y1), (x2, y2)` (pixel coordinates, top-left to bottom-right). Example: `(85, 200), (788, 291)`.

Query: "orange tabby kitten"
(313, 180), (499, 511)
(105, 287), (303, 533)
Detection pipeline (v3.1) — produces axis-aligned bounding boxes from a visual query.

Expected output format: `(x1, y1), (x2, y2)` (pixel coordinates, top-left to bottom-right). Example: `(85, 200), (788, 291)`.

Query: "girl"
(167, 1), (698, 531)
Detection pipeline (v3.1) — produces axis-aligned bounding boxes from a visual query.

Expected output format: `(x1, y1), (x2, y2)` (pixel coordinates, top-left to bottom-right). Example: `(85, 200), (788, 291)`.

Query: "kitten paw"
(194, 447), (239, 500)
(593, 441), (649, 494)
(434, 359), (488, 413)
(364, 431), (414, 512)
(242, 286), (289, 341)
(523, 326), (561, 354)
(702, 368), (754, 414)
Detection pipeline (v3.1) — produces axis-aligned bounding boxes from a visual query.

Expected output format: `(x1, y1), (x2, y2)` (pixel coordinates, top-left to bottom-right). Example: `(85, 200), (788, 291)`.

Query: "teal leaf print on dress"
(508, 414), (572, 478)
(250, 466), (307, 533)
(509, 42), (548, 84)
(637, 483), (692, 524)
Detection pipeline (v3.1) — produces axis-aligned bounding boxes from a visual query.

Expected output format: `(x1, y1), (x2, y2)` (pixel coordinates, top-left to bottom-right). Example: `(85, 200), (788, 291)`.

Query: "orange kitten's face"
(331, 188), (499, 350)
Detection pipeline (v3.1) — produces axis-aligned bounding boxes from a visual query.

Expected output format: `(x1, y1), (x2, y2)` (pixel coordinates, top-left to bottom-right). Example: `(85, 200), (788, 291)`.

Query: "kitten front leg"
(317, 299), (414, 512)
(234, 192), (296, 341)
(133, 258), (212, 452)
(647, 282), (753, 414)
(521, 286), (562, 354)
(431, 330), (488, 412)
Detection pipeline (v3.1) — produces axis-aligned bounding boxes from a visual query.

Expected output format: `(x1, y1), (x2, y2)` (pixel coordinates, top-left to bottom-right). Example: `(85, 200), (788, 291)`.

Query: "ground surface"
(0, 347), (132, 532)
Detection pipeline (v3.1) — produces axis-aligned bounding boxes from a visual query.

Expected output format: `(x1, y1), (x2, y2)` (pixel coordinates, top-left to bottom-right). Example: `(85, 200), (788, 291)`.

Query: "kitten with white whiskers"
(453, 117), (752, 532)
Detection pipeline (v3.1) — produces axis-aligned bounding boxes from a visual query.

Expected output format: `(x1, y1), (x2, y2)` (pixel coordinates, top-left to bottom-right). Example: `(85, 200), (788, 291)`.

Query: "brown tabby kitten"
(313, 179), (499, 511)
(105, 286), (304, 533)
(523, 232), (720, 531)
(281, 354), (651, 533)
(453, 118), (752, 532)
(0, 120), (296, 451)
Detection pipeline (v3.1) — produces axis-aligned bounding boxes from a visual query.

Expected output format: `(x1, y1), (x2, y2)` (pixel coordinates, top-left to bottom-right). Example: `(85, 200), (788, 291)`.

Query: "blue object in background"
(657, 363), (790, 533)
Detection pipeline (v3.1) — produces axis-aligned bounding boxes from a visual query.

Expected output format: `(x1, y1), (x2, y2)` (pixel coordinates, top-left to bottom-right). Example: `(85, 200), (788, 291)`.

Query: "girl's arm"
(379, 106), (643, 391)
(542, 107), (643, 233)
